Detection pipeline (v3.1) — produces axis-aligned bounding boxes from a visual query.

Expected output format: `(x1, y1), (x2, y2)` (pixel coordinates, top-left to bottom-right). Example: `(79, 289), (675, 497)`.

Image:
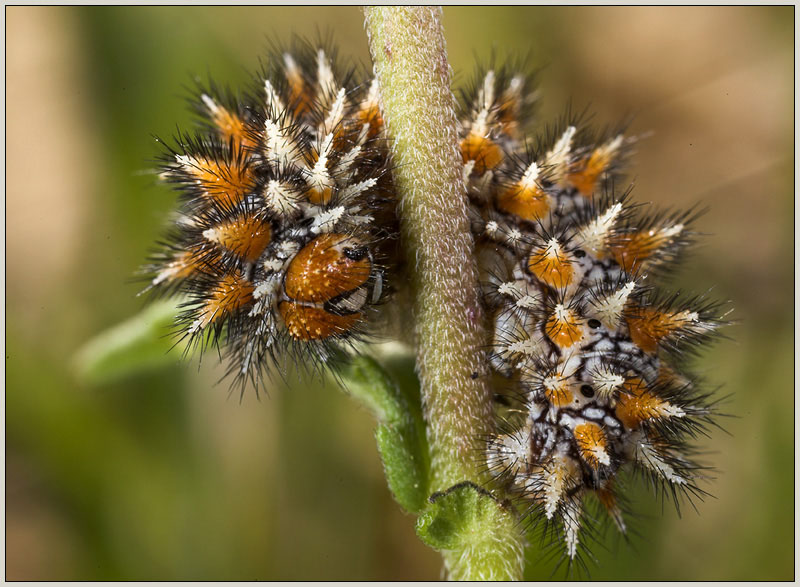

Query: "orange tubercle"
(544, 380), (574, 408)
(528, 241), (574, 289)
(626, 305), (696, 354)
(279, 302), (361, 341)
(197, 273), (254, 328)
(358, 102), (384, 137)
(285, 64), (312, 117)
(203, 216), (272, 263)
(567, 148), (612, 197)
(573, 422), (610, 469)
(615, 377), (669, 429)
(496, 89), (522, 137)
(306, 185), (333, 206)
(595, 484), (626, 532)
(209, 105), (257, 150)
(284, 234), (372, 304)
(595, 485), (617, 512)
(180, 155), (255, 206)
(460, 131), (503, 175)
(546, 305), (583, 349)
(496, 183), (550, 223)
(606, 224), (683, 273)
(155, 250), (199, 284)
(607, 232), (659, 272)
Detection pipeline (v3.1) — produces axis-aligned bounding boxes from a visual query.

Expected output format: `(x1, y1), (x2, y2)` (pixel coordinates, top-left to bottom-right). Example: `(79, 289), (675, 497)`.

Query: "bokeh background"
(6, 6), (793, 581)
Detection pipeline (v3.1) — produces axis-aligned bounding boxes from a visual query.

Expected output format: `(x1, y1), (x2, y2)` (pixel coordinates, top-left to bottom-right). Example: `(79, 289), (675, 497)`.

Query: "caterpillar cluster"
(145, 42), (393, 387)
(144, 43), (724, 565)
(457, 66), (724, 562)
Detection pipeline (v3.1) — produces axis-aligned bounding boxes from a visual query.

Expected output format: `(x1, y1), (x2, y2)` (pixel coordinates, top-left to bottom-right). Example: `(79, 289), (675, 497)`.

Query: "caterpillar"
(144, 41), (725, 566)
(458, 64), (725, 563)
(144, 41), (395, 388)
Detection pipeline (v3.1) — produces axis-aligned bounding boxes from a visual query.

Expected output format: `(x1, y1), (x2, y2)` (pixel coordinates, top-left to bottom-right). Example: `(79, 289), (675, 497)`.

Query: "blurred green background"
(6, 6), (793, 580)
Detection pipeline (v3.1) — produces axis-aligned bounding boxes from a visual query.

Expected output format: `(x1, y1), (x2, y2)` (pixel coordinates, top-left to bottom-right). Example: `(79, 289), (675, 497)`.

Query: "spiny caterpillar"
(145, 41), (393, 387)
(144, 39), (726, 569)
(458, 65), (725, 563)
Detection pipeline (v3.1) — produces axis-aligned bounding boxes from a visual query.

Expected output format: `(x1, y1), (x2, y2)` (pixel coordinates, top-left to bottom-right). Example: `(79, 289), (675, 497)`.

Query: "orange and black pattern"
(145, 42), (393, 388)
(144, 44), (725, 564)
(458, 65), (725, 563)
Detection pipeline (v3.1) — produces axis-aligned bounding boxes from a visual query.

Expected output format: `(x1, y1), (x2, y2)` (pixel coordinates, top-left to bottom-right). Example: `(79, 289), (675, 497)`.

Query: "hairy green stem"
(364, 7), (526, 581)
(364, 6), (491, 493)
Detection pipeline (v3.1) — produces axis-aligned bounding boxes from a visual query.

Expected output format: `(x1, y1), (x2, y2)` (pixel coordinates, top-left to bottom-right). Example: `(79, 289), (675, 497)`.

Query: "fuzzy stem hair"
(364, 5), (491, 494)
(365, 7), (525, 581)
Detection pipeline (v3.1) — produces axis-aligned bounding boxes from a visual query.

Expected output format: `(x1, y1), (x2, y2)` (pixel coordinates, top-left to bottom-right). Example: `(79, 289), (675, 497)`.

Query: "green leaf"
(338, 354), (429, 514)
(73, 299), (183, 386)
(416, 482), (525, 581)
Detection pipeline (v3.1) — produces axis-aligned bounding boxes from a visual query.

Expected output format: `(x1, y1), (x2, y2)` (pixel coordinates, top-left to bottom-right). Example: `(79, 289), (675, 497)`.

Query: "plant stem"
(364, 10), (527, 579)
(364, 6), (492, 493)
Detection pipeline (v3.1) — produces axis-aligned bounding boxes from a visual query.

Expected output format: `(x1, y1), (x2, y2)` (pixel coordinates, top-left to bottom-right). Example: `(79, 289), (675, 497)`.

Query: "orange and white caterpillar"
(457, 65), (725, 562)
(144, 41), (726, 565)
(145, 41), (394, 388)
